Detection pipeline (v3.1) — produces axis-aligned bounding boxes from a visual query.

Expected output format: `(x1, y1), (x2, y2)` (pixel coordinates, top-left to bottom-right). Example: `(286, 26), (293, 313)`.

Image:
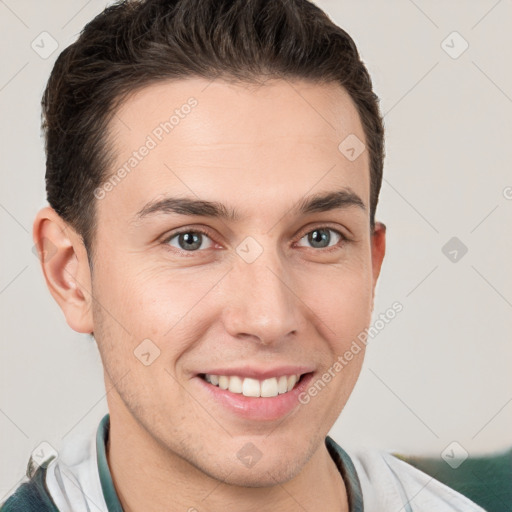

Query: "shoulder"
(2, 414), (110, 512)
(0, 465), (58, 512)
(347, 446), (487, 511)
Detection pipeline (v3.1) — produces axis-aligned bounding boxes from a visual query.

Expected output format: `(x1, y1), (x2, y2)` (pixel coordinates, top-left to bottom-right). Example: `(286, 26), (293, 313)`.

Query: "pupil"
(309, 229), (329, 248)
(180, 232), (201, 250)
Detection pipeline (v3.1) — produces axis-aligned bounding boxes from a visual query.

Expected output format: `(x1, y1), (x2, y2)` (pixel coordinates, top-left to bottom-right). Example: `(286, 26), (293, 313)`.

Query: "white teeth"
(218, 375), (229, 390)
(261, 377), (278, 397)
(277, 375), (288, 394)
(287, 374), (297, 392)
(228, 375), (243, 394)
(242, 378), (260, 397)
(204, 373), (302, 397)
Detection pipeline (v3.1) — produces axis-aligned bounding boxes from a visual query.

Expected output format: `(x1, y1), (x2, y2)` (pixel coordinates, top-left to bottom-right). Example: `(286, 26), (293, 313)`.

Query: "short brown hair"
(42, 0), (385, 262)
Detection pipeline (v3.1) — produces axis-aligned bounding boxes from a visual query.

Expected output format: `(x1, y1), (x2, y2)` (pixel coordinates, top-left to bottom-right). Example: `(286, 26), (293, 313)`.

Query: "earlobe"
(33, 207), (94, 334)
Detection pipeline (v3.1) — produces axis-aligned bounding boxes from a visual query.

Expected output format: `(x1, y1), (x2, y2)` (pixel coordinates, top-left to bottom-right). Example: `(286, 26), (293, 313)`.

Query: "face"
(57, 77), (385, 486)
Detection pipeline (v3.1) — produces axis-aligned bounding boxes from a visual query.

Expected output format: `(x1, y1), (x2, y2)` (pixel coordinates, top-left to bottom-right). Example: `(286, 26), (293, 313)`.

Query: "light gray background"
(1, 0), (511, 500)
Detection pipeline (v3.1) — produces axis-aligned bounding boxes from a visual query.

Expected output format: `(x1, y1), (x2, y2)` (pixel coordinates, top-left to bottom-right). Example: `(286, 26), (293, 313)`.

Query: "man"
(1, 0), (486, 510)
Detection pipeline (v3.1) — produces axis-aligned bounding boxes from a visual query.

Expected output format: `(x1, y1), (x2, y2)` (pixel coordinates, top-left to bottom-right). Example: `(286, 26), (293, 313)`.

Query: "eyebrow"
(135, 188), (366, 222)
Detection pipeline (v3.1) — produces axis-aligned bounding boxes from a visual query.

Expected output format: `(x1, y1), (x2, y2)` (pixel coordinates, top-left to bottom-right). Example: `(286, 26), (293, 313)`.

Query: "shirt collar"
(96, 413), (124, 512)
(325, 435), (364, 512)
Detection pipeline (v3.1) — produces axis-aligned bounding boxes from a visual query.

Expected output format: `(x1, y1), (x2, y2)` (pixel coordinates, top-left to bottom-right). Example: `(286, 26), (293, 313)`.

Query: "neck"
(105, 403), (349, 512)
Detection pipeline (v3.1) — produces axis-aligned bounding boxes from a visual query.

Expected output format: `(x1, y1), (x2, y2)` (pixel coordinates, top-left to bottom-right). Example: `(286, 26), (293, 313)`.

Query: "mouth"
(198, 372), (311, 397)
(193, 367), (316, 421)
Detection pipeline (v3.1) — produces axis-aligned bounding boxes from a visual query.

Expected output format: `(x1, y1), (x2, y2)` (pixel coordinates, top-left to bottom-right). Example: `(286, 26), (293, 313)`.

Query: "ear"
(33, 206), (94, 334)
(370, 221), (386, 303)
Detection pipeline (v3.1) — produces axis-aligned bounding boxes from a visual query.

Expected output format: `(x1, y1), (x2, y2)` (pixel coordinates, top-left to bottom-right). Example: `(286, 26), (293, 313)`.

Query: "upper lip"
(197, 365), (315, 380)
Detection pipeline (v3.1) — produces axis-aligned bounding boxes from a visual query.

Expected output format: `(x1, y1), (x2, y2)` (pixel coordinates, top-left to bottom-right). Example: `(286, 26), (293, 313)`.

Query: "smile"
(200, 373), (304, 398)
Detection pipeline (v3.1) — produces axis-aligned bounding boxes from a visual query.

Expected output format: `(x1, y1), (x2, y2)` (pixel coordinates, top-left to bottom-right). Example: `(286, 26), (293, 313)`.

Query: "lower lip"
(194, 373), (315, 422)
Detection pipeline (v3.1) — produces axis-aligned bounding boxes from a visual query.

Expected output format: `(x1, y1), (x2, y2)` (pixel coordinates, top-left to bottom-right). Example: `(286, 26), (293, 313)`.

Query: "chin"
(220, 460), (302, 488)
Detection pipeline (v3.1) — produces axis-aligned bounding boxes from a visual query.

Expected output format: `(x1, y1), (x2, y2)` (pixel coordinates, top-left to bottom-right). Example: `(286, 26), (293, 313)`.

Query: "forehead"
(110, 77), (365, 151)
(102, 77), (370, 222)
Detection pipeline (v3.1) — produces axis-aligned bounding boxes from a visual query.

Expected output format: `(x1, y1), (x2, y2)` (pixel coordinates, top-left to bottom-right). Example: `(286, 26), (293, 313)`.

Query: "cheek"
(100, 261), (228, 352)
(296, 268), (372, 429)
(300, 260), (374, 341)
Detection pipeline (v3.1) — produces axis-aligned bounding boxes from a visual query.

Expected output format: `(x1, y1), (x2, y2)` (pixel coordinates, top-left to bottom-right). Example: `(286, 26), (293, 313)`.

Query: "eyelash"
(161, 225), (350, 255)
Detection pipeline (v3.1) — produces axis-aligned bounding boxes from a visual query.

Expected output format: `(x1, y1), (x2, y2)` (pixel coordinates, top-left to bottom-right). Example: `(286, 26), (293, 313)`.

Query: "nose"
(221, 246), (301, 346)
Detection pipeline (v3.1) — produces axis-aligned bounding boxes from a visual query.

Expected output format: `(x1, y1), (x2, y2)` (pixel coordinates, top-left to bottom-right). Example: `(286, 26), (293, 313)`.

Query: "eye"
(162, 225), (348, 254)
(296, 227), (345, 250)
(164, 229), (215, 252)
